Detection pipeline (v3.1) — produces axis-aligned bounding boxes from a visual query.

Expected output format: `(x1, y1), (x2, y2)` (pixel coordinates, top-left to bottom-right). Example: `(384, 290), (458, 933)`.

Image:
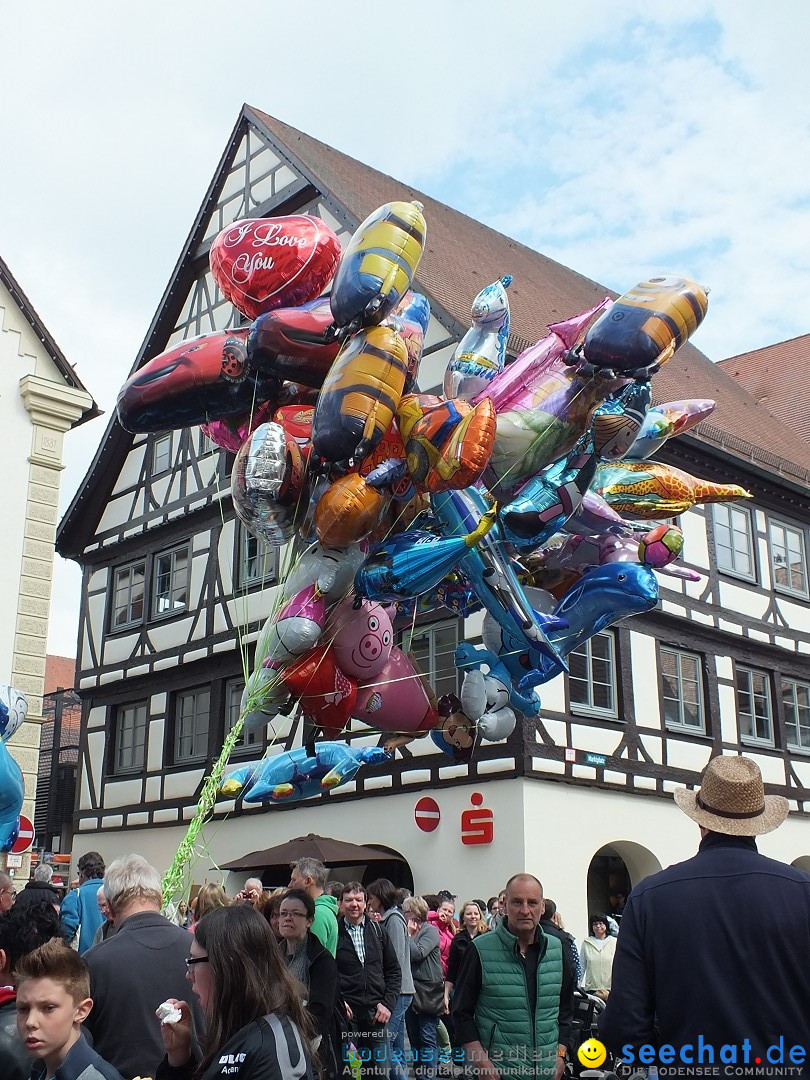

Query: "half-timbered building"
(56, 106), (810, 932)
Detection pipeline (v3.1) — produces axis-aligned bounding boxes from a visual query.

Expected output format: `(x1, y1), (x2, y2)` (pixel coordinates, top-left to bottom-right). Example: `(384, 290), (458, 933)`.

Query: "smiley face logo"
(577, 1038), (607, 1068)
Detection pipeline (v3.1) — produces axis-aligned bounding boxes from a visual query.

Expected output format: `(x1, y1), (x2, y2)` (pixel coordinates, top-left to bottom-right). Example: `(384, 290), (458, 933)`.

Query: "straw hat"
(674, 755), (789, 836)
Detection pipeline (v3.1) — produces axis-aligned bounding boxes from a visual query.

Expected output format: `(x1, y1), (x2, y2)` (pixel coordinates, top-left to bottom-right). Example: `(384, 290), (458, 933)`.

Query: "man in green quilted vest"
(452, 874), (574, 1080)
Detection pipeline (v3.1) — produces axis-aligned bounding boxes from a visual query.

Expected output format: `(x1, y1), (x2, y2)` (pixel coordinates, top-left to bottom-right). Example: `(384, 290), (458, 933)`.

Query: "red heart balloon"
(282, 645), (357, 737)
(210, 216), (342, 320)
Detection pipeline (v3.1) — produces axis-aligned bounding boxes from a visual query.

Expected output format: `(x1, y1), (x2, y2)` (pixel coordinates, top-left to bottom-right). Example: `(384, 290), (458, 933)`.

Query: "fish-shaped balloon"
(595, 460), (752, 518)
(444, 276), (512, 401)
(625, 399), (716, 461)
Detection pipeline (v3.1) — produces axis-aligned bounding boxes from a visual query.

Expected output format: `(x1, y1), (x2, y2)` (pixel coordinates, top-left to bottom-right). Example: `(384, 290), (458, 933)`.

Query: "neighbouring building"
(718, 334), (810, 444)
(56, 106), (810, 934)
(34, 655), (82, 858)
(1, 257), (95, 885)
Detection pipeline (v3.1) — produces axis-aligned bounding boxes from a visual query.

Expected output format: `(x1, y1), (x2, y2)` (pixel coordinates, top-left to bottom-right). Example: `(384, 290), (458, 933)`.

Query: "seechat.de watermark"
(617, 1036), (808, 1075)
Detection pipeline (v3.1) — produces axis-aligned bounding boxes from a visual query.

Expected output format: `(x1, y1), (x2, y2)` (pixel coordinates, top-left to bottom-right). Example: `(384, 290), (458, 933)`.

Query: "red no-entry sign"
(10, 814), (34, 854)
(414, 796), (441, 832)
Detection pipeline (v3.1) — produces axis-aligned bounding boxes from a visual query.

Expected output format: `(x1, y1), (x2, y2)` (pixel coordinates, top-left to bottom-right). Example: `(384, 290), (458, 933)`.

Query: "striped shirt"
(345, 916), (367, 964)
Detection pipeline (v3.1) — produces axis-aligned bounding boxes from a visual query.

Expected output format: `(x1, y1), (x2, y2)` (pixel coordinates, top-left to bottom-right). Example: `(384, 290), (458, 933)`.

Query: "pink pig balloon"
(354, 648), (439, 734)
(330, 597), (393, 680)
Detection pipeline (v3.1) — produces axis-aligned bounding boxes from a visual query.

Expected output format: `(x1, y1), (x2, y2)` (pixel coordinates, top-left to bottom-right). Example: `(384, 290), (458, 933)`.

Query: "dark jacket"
(14, 881), (61, 912)
(599, 832), (810, 1075)
(335, 916), (401, 1014)
(30, 1031), (123, 1080)
(539, 919), (583, 985)
(84, 910), (205, 1080)
(300, 932), (341, 1080)
(156, 1012), (313, 1080)
(0, 991), (28, 1080)
(446, 927), (480, 985)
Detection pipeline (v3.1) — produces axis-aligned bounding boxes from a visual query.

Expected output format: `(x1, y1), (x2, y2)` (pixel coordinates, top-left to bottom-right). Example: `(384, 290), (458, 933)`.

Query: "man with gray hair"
(0, 871), (14, 911)
(290, 856), (338, 956)
(236, 876), (264, 907)
(83, 854), (204, 1079)
(15, 863), (60, 912)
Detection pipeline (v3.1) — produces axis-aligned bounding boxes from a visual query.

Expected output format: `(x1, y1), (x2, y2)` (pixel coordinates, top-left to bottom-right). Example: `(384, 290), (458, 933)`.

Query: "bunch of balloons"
(0, 686), (27, 850)
(117, 203), (753, 796)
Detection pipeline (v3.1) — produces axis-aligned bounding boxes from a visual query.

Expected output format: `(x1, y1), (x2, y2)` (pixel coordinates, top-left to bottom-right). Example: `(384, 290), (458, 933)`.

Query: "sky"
(1, 0), (808, 657)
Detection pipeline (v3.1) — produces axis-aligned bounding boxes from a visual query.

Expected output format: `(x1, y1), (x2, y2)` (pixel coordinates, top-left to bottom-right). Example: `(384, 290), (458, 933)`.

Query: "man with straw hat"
(600, 755), (810, 1074)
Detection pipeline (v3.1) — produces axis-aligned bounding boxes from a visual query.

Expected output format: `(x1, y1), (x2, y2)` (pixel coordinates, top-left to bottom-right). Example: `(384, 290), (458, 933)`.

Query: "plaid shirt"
(345, 916), (366, 964)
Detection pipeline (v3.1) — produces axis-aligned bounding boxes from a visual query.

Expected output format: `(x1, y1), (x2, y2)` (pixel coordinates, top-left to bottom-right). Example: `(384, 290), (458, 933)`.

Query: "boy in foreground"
(15, 939), (123, 1080)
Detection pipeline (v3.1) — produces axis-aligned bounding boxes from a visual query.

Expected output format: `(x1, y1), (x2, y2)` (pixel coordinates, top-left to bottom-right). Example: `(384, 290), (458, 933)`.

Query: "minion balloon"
(330, 201), (427, 337)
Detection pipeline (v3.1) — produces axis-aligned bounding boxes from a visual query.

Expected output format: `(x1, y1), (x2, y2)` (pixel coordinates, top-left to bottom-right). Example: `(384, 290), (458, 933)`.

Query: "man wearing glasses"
(0, 872), (14, 911)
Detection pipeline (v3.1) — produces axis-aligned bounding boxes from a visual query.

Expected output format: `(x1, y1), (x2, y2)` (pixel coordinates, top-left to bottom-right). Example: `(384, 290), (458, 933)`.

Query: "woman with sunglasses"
(278, 888), (342, 1080)
(156, 904), (314, 1080)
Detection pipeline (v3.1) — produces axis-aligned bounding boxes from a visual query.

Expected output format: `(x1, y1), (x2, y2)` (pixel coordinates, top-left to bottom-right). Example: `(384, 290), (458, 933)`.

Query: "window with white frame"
(152, 545), (190, 618)
(768, 521), (808, 598)
(225, 677), (257, 751)
(713, 504), (756, 581)
(111, 561), (146, 630)
(197, 428), (218, 457)
(151, 433), (173, 475)
(736, 665), (773, 745)
(660, 646), (705, 731)
(401, 619), (460, 701)
(238, 525), (277, 587)
(783, 678), (810, 751)
(568, 630), (618, 717)
(114, 701), (148, 773)
(174, 687), (210, 763)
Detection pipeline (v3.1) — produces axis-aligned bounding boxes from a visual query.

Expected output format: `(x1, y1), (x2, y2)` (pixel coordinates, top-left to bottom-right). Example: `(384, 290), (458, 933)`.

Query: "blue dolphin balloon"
(0, 738), (24, 851)
(220, 743), (390, 804)
(518, 562), (659, 690)
(431, 486), (565, 667)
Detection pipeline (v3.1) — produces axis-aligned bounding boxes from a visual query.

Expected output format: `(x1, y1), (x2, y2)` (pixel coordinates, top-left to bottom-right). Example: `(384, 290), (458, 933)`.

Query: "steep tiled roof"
(44, 655), (76, 694)
(249, 107), (810, 481)
(718, 334), (810, 445)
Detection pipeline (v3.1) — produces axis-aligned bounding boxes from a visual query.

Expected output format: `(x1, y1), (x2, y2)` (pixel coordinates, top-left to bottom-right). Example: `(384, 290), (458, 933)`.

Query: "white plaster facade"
(0, 262), (94, 881)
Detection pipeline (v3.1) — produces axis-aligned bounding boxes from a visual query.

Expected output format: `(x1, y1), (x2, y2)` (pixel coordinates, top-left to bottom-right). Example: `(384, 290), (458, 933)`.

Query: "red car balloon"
(116, 328), (281, 433)
(248, 295), (341, 386)
(210, 216), (342, 321)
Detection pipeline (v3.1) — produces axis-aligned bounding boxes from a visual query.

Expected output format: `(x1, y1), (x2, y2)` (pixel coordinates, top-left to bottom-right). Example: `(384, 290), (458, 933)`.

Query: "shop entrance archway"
(586, 841), (662, 919)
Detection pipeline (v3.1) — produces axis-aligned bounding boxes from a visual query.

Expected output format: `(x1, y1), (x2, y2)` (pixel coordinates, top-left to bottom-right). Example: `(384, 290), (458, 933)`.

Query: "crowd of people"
(0, 755), (809, 1080)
